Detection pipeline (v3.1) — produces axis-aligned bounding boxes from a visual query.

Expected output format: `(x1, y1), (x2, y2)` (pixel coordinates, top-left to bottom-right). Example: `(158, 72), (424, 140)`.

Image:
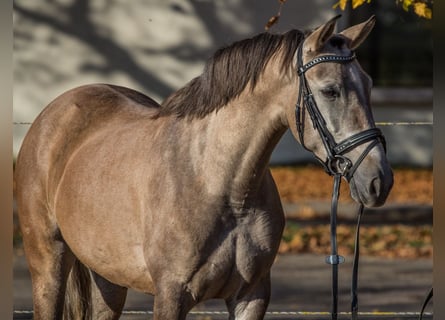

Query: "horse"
(15, 15), (393, 319)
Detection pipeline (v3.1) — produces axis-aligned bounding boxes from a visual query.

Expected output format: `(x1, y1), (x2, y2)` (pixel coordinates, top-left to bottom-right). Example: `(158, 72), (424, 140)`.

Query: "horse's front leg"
(226, 273), (271, 320)
(153, 281), (197, 320)
(91, 271), (128, 320)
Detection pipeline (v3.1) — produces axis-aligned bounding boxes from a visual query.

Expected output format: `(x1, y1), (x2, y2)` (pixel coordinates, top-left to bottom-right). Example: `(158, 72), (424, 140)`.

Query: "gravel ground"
(13, 253), (432, 320)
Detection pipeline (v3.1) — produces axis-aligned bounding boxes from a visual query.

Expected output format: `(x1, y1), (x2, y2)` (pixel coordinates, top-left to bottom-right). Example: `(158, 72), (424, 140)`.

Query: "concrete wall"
(273, 88), (432, 166)
(13, 0), (432, 166)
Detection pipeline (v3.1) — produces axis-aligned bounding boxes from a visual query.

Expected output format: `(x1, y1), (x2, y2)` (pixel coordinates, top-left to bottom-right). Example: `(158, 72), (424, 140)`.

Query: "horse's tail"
(63, 259), (93, 320)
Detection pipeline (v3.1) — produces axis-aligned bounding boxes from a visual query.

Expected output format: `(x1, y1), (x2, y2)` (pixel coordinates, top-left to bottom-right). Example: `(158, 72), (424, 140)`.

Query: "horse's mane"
(159, 30), (305, 118)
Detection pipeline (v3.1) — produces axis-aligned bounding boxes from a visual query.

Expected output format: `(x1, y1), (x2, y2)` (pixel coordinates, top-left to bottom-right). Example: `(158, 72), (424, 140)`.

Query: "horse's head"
(286, 16), (393, 207)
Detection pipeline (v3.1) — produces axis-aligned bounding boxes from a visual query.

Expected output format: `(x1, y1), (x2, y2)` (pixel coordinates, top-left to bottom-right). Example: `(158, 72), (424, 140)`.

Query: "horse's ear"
(340, 15), (376, 50)
(304, 15), (341, 53)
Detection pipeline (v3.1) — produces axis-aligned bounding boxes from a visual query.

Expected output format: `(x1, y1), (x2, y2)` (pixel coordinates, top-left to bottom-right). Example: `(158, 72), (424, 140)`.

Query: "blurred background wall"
(13, 0), (432, 166)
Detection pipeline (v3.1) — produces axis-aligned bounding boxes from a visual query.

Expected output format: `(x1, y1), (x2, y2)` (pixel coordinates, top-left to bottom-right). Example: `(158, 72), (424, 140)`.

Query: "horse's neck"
(193, 83), (294, 206)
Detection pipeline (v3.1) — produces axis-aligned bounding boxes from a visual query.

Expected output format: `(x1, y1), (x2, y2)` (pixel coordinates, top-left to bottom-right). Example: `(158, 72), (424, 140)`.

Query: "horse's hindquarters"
(53, 141), (157, 294)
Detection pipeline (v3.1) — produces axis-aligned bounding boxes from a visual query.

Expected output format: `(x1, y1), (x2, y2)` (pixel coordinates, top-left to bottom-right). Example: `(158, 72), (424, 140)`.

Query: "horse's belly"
(86, 246), (155, 293)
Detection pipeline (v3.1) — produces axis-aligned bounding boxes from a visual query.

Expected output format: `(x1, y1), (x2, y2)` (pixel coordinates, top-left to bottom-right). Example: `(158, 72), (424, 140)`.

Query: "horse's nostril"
(371, 177), (381, 196)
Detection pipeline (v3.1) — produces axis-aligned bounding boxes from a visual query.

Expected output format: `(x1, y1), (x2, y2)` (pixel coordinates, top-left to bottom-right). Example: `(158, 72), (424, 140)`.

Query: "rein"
(294, 43), (386, 320)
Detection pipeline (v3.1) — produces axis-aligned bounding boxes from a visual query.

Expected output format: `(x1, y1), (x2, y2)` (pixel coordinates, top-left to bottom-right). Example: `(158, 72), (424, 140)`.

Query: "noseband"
(295, 44), (386, 181)
(294, 43), (387, 320)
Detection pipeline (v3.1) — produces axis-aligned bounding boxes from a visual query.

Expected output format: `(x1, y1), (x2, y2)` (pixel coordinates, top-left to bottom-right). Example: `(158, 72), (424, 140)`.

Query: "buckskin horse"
(15, 15), (393, 319)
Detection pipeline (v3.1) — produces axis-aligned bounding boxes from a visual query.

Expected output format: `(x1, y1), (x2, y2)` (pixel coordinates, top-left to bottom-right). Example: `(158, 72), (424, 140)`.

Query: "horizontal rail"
(13, 122), (33, 125)
(13, 122), (433, 126)
(375, 121), (433, 126)
(13, 310), (433, 317)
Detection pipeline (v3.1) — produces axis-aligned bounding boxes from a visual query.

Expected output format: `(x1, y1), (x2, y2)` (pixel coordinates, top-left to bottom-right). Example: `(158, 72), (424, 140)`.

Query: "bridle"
(294, 42), (386, 320)
(295, 44), (386, 180)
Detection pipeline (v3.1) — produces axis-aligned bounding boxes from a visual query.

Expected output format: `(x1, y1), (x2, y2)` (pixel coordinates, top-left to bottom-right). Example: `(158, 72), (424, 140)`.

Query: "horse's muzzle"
(350, 165), (394, 207)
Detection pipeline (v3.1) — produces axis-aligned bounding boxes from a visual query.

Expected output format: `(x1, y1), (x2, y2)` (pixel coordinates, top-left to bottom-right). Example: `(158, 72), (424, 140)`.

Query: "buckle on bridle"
(327, 155), (352, 177)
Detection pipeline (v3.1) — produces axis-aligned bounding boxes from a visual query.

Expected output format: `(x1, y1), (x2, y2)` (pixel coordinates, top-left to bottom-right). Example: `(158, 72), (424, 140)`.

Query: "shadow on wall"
(14, 0), (325, 106)
(13, 0), (327, 156)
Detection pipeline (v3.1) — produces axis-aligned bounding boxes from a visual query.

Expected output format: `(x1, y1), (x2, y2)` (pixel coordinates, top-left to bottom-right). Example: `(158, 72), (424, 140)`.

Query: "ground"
(270, 165), (433, 259)
(270, 165), (432, 204)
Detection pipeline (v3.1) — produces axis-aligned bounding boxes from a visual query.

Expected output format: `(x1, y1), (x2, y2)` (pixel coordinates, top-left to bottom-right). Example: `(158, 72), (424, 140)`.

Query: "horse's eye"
(321, 87), (340, 100)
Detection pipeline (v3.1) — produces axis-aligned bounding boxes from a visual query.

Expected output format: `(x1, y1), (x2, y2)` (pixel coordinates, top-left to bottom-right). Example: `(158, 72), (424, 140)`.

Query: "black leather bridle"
(294, 42), (387, 320)
(295, 44), (386, 181)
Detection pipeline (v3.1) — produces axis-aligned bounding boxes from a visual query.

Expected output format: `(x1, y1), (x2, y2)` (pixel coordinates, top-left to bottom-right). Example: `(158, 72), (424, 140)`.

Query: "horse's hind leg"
(91, 272), (128, 320)
(20, 215), (75, 319)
